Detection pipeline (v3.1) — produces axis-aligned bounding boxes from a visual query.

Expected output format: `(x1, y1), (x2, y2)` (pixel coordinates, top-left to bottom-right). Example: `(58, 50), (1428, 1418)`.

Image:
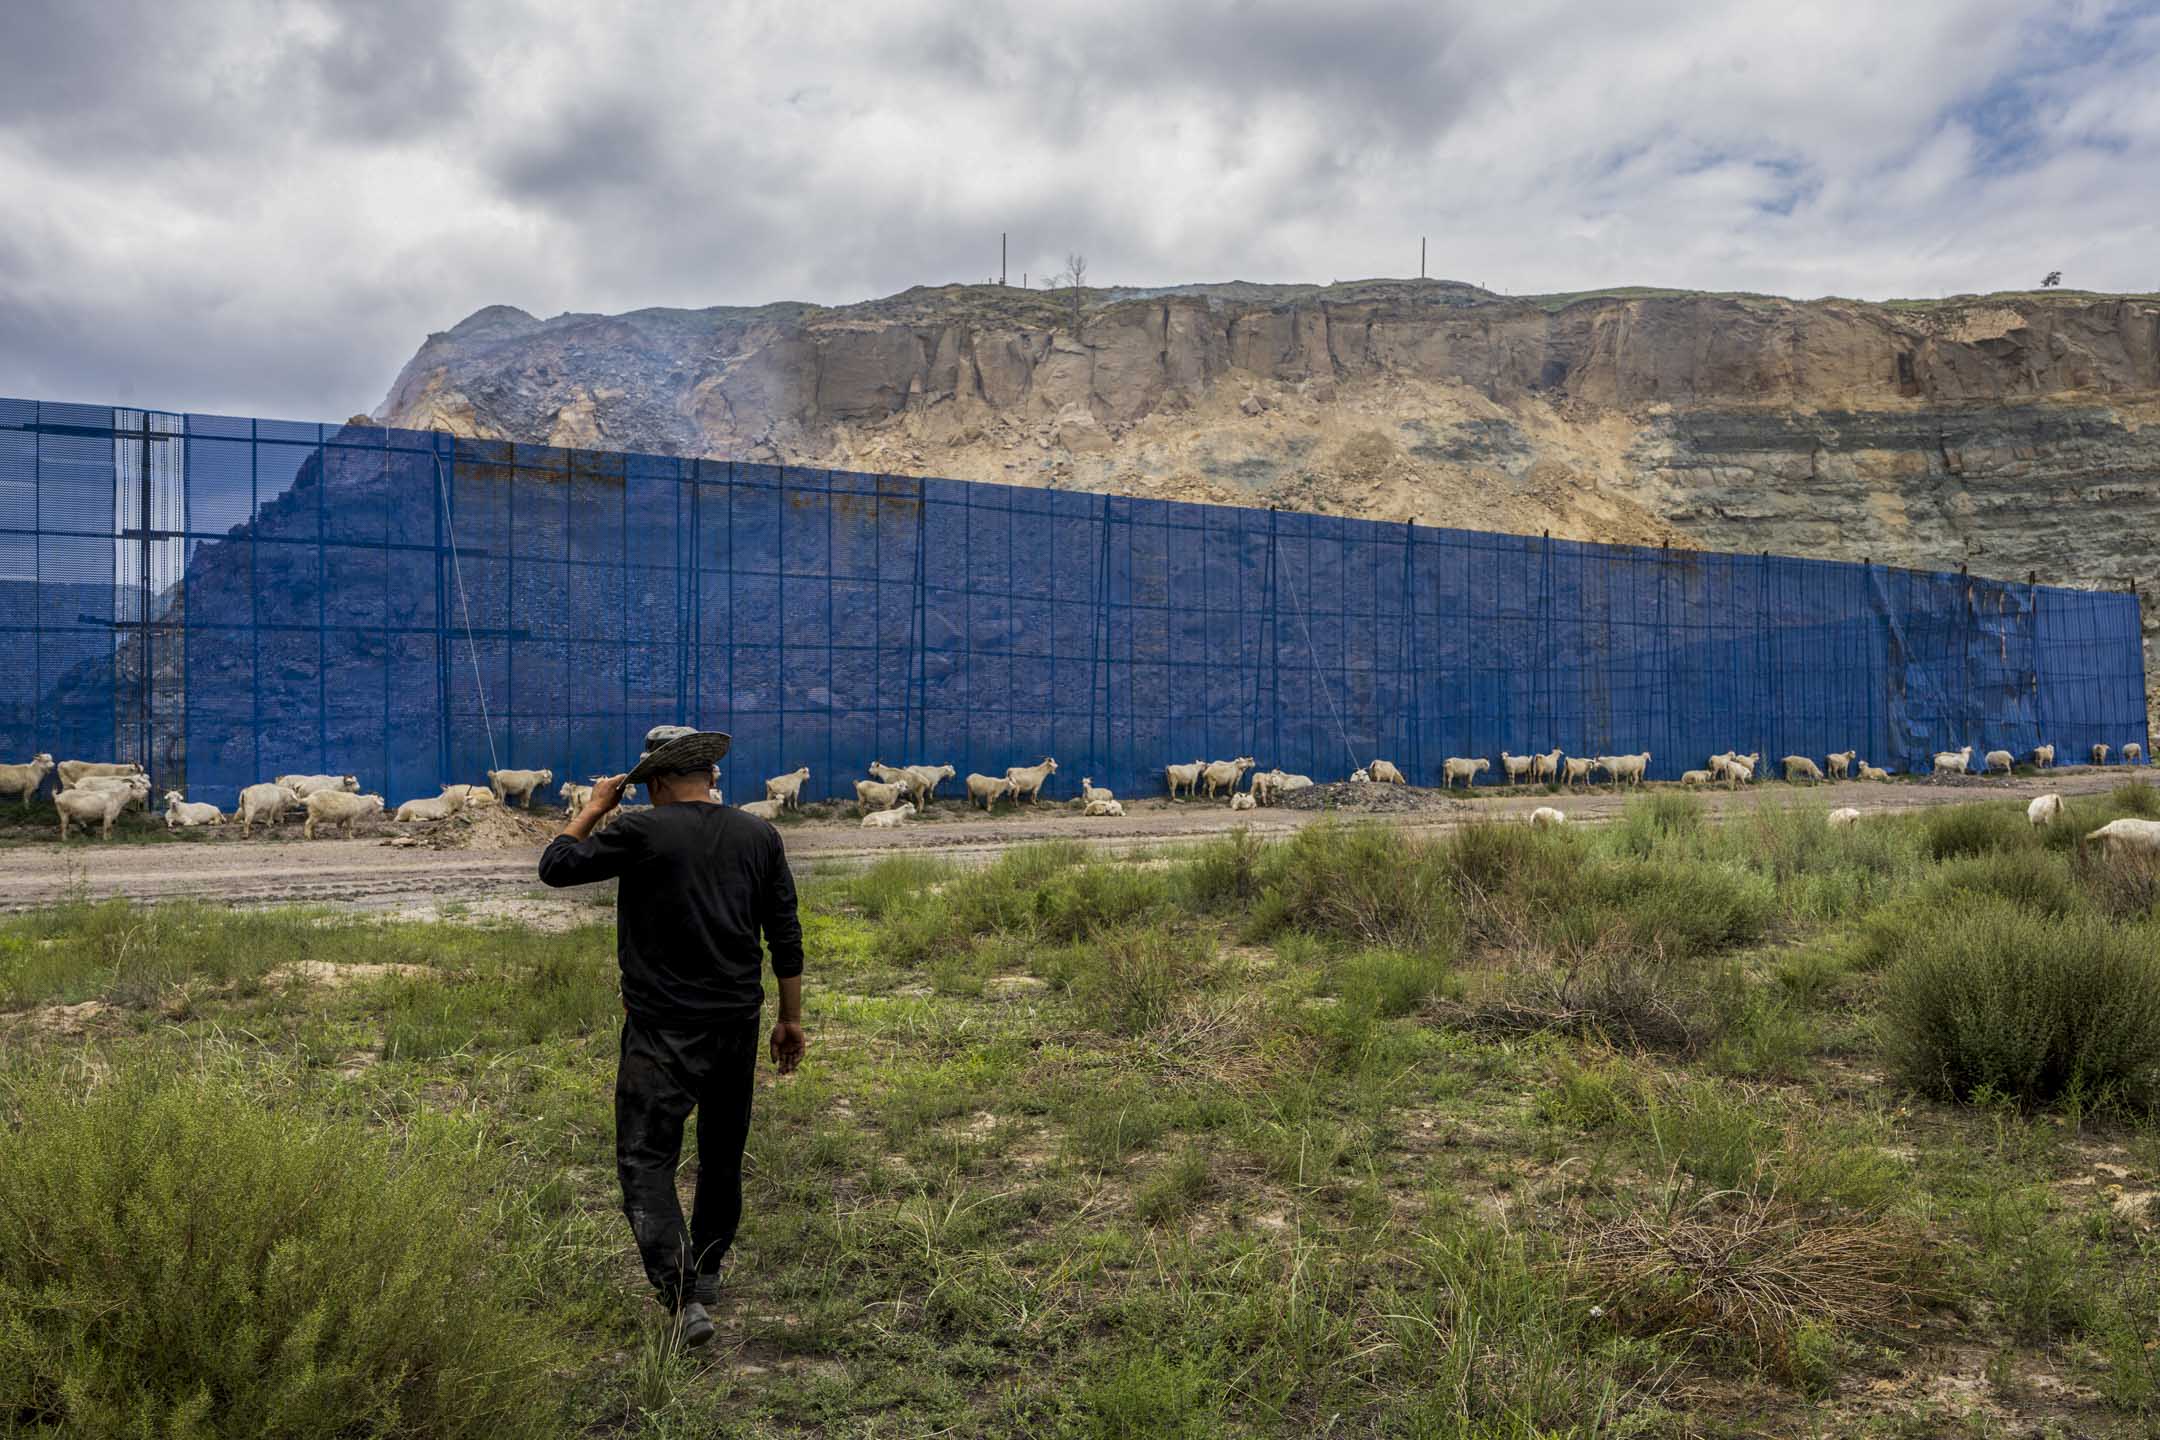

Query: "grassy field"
(4, 786), (2160, 1437)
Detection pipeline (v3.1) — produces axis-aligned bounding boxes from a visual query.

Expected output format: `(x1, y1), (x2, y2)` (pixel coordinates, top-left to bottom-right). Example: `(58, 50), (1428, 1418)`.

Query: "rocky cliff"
(374, 279), (2160, 723)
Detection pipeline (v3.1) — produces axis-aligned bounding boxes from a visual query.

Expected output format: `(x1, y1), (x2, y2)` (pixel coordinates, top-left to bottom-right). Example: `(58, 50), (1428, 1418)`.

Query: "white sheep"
(1602, 752), (1652, 787)
(2127, 743), (2145, 764)
(2086, 818), (2160, 852)
(1005, 757), (1059, 803)
(2032, 744), (2055, 769)
(1782, 755), (1824, 784)
(861, 801), (917, 829)
(1562, 756), (1597, 789)
(967, 773), (1016, 810)
(486, 768), (554, 808)
(56, 759), (145, 791)
(1933, 745), (1974, 775)
(1827, 808), (1862, 828)
(1858, 764), (1890, 782)
(1442, 757), (1489, 789)
(1679, 769), (1714, 787)
(2091, 744), (2111, 766)
(237, 782), (302, 836)
(904, 762), (957, 804)
(1368, 758), (1406, 786)
(1826, 750), (1857, 780)
(162, 791), (222, 828)
(303, 790), (385, 839)
(1229, 791), (1256, 811)
(55, 779), (146, 840)
(1083, 797), (1125, 817)
(1984, 749), (2015, 775)
(0, 753), (55, 809)
(867, 761), (915, 793)
(1499, 752), (1536, 786)
(1200, 758), (1253, 799)
(1532, 748), (1563, 784)
(70, 773), (152, 812)
(1080, 777), (1115, 804)
(737, 798), (784, 820)
(2027, 793), (2062, 827)
(1276, 773), (1314, 796)
(1718, 752), (1761, 789)
(752, 766), (804, 809)
(855, 778), (910, 814)
(275, 773), (359, 799)
(1349, 767), (1372, 783)
(1165, 760), (1204, 799)
(395, 786), (472, 823)
(1529, 806), (1568, 828)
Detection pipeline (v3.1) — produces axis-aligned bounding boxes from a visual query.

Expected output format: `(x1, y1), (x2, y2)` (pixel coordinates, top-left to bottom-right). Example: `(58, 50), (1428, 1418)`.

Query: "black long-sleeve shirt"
(537, 802), (804, 1025)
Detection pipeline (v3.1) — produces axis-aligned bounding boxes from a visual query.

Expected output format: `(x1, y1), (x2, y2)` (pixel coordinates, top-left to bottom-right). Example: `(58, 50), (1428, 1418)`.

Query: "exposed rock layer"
(375, 280), (2160, 724)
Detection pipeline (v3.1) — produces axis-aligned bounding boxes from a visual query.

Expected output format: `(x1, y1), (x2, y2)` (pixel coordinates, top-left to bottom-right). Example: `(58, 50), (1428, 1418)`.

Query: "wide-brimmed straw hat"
(625, 724), (732, 784)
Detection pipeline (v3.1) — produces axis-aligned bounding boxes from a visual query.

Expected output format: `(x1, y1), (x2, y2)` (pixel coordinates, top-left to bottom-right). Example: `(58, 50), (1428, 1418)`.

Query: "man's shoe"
(676, 1301), (715, 1349)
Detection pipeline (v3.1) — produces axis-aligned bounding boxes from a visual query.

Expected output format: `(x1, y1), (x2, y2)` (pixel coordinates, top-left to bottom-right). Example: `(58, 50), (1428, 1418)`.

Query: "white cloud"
(0, 0), (2153, 419)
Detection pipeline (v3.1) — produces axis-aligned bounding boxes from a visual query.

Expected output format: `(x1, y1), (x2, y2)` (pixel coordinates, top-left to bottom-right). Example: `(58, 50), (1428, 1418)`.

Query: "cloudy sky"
(2, 0), (2156, 420)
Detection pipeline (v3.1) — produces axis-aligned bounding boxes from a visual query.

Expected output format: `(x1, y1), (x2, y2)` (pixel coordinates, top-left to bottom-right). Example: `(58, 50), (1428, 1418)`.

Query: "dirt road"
(0, 769), (2139, 915)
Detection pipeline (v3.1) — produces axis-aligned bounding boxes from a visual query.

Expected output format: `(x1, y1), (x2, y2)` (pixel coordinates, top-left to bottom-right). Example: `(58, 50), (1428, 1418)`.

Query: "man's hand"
(560, 774), (628, 841)
(769, 1019), (807, 1074)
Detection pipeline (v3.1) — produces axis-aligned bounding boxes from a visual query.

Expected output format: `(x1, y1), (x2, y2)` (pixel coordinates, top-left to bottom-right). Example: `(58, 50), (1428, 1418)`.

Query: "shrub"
(1923, 848), (2082, 917)
(1248, 823), (1460, 956)
(1610, 791), (1705, 857)
(1032, 863), (1169, 944)
(1586, 857), (1776, 959)
(1337, 946), (1456, 1018)
(841, 854), (951, 920)
(1042, 923), (1203, 1036)
(1879, 897), (2160, 1107)
(1169, 827), (1267, 913)
(0, 1064), (561, 1438)
(2074, 843), (2160, 922)
(1922, 803), (2032, 860)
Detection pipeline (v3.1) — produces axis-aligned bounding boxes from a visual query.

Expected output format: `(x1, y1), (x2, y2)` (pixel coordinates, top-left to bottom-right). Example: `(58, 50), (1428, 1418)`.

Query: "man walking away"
(538, 725), (807, 1348)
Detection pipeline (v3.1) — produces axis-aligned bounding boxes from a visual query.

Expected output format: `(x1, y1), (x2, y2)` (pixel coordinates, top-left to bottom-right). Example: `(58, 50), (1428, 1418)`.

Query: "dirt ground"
(0, 767), (2141, 919)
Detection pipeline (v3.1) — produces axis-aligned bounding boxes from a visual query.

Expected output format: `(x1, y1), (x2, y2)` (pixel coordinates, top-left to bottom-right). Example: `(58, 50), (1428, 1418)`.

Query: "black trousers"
(615, 1013), (760, 1306)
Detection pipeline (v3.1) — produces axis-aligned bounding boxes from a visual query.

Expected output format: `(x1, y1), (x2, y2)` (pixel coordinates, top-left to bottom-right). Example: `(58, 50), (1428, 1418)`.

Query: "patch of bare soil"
(1278, 780), (1467, 814)
(386, 804), (565, 850)
(13, 999), (112, 1035)
(270, 959), (434, 988)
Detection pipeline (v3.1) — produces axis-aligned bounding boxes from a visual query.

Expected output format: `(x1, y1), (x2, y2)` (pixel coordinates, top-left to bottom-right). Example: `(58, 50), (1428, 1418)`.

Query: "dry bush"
(2076, 842), (2160, 921)
(1141, 990), (1282, 1087)
(1456, 907), (1733, 1054)
(1571, 1185), (1930, 1381)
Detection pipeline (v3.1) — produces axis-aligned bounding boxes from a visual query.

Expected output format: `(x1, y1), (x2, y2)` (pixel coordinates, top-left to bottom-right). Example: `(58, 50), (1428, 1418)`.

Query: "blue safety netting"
(0, 396), (2148, 808)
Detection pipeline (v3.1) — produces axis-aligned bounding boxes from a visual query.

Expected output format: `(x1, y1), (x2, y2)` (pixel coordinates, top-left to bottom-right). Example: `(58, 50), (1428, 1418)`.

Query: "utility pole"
(1001, 232), (1007, 286)
(1420, 237), (1425, 279)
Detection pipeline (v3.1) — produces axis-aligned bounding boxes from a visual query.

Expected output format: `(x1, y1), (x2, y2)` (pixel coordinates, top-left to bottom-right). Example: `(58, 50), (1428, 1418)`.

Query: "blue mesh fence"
(0, 396), (2148, 809)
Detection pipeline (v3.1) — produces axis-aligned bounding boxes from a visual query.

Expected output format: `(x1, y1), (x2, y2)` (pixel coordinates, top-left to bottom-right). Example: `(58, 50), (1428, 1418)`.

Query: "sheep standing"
(2127, 743), (2145, 764)
(276, 773), (359, 800)
(396, 787), (472, 823)
(2086, 818), (2160, 852)
(1562, 756), (1597, 789)
(737, 799), (784, 820)
(854, 779), (909, 815)
(1532, 749), (1563, 784)
(55, 779), (147, 840)
(559, 780), (594, 814)
(1, 753), (55, 809)
(1984, 749), (2015, 776)
(56, 759), (145, 791)
(1199, 758), (1253, 799)
(237, 782), (302, 836)
(751, 767), (808, 808)
(1602, 752), (1652, 787)
(2028, 794), (2062, 827)
(1529, 806), (1567, 828)
(860, 801), (916, 829)
(867, 761), (915, 793)
(966, 773), (1016, 811)
(1080, 777), (1115, 804)
(1442, 757), (1490, 790)
(1499, 752), (1535, 787)
(487, 768), (554, 808)
(1933, 746), (1974, 775)
(1782, 756), (1824, 785)
(71, 774), (151, 812)
(904, 763), (957, 804)
(2032, 744), (2055, 769)
(1005, 757), (1059, 803)
(1826, 750), (1857, 780)
(1165, 760), (1204, 800)
(303, 791), (385, 839)
(162, 791), (222, 828)
(1368, 759), (1406, 786)
(2091, 744), (2111, 766)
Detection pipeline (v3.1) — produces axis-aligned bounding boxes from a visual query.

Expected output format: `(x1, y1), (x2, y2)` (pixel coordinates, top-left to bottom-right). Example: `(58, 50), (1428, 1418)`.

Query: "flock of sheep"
(0, 756), (629, 842)
(0, 734), (2148, 843)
